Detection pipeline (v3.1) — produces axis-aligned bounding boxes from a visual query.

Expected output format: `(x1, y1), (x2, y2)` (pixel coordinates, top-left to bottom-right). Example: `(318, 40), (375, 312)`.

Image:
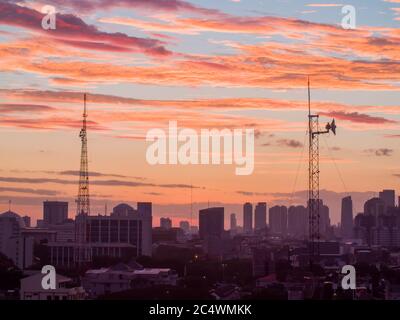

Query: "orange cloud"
(0, 89), (398, 136)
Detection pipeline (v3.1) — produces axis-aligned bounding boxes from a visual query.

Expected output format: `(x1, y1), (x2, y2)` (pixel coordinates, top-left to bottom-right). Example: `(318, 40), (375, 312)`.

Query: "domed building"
(112, 203), (137, 217)
(1, 210), (26, 227)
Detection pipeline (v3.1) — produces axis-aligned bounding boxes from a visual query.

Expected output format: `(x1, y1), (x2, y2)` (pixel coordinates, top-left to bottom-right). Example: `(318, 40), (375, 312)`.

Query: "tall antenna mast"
(75, 93), (91, 265)
(308, 77), (311, 117)
(307, 78), (337, 268)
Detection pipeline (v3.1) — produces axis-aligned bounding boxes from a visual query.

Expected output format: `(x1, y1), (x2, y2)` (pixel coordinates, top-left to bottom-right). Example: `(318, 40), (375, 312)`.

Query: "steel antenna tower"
(307, 78), (336, 267)
(75, 93), (91, 265)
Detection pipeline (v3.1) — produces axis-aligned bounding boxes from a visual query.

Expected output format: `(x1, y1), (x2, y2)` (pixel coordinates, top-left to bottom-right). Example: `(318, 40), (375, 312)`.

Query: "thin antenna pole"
(84, 93), (87, 119)
(8, 200), (11, 211)
(308, 76), (311, 117)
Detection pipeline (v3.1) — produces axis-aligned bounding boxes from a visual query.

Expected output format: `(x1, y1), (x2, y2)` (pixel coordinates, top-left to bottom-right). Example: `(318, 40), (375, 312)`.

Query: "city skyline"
(4, 189), (397, 232)
(0, 0), (399, 225)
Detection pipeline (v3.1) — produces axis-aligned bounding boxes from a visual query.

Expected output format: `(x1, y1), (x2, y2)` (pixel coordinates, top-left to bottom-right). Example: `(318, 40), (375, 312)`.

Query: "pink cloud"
(0, 2), (171, 56)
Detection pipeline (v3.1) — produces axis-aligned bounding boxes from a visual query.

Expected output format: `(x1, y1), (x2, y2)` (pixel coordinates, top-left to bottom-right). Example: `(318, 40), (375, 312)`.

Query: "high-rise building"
(355, 197), (400, 247)
(190, 226), (199, 235)
(320, 203), (331, 237)
(160, 217), (172, 229)
(199, 207), (224, 240)
(306, 199), (330, 239)
(269, 206), (287, 236)
(355, 197), (385, 246)
(179, 220), (190, 233)
(137, 202), (153, 257)
(199, 207), (226, 258)
(379, 189), (395, 210)
(22, 215), (31, 228)
(364, 197), (385, 218)
(230, 213), (237, 231)
(254, 202), (267, 231)
(0, 211), (34, 269)
(341, 196), (353, 239)
(43, 201), (68, 225)
(243, 203), (253, 234)
(288, 205), (307, 238)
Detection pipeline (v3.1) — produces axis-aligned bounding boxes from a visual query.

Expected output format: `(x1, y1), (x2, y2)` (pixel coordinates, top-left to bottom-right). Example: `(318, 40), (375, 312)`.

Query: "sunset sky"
(0, 0), (399, 227)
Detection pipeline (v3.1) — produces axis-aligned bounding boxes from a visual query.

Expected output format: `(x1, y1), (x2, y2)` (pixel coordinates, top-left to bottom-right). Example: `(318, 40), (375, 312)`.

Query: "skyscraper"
(379, 189), (395, 209)
(243, 202), (253, 234)
(288, 205), (307, 238)
(355, 197), (400, 247)
(320, 203), (330, 237)
(364, 197), (385, 218)
(43, 201), (68, 225)
(269, 206), (287, 236)
(254, 202), (267, 231)
(0, 211), (34, 269)
(22, 216), (31, 228)
(341, 196), (353, 239)
(179, 220), (190, 233)
(230, 213), (237, 231)
(137, 202), (153, 256)
(160, 217), (172, 229)
(199, 207), (224, 239)
(306, 199), (330, 239)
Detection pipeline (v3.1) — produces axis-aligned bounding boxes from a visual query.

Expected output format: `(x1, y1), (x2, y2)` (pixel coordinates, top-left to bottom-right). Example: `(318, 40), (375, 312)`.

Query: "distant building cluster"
(0, 201), (152, 270)
(354, 190), (400, 247)
(2, 189), (400, 300)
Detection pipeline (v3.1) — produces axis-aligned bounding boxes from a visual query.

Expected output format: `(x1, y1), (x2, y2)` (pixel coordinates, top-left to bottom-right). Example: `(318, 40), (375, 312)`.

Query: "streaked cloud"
(276, 139), (304, 149)
(0, 186), (62, 196)
(364, 148), (394, 157)
(0, 176), (200, 190)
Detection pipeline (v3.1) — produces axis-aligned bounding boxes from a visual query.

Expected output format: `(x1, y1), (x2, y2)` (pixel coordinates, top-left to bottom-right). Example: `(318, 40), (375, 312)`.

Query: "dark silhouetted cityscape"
(2, 189), (400, 300)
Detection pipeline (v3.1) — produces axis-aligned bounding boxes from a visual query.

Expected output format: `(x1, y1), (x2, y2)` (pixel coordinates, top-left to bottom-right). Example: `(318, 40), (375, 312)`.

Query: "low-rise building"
(82, 262), (178, 298)
(20, 272), (86, 300)
(210, 284), (241, 300)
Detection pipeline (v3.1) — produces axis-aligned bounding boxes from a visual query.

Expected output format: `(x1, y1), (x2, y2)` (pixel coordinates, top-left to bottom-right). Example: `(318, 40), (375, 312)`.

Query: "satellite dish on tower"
(325, 119), (336, 135)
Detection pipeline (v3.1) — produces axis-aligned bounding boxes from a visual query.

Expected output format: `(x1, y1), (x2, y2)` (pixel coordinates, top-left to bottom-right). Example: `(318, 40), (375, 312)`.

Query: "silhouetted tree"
(0, 253), (22, 290)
